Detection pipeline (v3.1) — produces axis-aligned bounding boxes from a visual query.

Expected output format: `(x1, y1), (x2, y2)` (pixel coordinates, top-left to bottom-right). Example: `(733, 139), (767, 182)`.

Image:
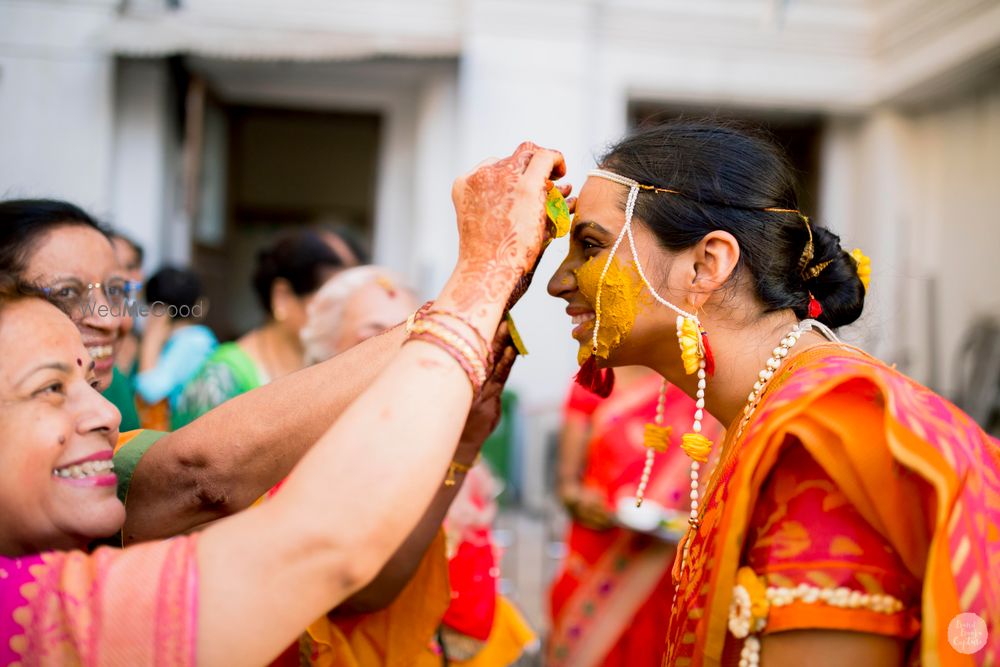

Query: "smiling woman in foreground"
(0, 142), (565, 666)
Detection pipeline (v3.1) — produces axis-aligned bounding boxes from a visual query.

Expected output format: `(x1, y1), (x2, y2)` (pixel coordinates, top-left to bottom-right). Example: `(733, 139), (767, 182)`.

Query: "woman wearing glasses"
(0, 192), (524, 659)
(0, 200), (142, 429)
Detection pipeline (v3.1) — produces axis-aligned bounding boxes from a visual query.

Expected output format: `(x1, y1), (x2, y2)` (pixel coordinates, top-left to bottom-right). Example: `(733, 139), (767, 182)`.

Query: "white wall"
(907, 82), (1000, 396)
(109, 58), (175, 273)
(0, 0), (117, 213)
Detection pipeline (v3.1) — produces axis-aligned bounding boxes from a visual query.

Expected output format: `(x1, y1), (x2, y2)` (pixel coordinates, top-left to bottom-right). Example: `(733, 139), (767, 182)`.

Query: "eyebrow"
(17, 361), (72, 387)
(572, 220), (612, 238)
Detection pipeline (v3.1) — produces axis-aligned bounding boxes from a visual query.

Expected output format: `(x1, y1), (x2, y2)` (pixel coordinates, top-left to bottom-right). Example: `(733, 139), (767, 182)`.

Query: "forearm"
(122, 324), (407, 543)
(138, 334), (164, 373)
(338, 336), (515, 613)
(557, 418), (590, 491)
(195, 276), (507, 666)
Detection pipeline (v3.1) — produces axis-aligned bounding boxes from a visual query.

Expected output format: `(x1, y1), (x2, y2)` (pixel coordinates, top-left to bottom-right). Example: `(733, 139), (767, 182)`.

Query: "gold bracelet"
(444, 455), (480, 487)
(405, 301), (434, 334)
(409, 318), (487, 387)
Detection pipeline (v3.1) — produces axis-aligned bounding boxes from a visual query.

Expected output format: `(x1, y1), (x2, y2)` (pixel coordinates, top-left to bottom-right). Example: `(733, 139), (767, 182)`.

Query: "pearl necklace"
(677, 320), (807, 575)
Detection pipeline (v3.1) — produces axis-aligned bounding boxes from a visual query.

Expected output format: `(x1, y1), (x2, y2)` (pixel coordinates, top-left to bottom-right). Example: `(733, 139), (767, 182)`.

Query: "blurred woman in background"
(172, 231), (343, 428)
(301, 266), (537, 667)
(549, 369), (721, 667)
(109, 230), (145, 378)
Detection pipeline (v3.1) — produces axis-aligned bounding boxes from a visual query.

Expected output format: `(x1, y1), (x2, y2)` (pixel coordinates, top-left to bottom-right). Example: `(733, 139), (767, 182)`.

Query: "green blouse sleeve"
(114, 429), (168, 506)
(90, 430), (168, 550)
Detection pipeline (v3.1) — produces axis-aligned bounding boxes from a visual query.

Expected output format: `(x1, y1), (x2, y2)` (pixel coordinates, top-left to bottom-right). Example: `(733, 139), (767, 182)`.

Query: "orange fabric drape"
(664, 345), (1000, 666)
(296, 531), (451, 667)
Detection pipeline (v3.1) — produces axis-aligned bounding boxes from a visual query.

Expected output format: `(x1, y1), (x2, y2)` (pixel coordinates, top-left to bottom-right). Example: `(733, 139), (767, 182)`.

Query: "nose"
(77, 382), (122, 437)
(547, 252), (578, 301)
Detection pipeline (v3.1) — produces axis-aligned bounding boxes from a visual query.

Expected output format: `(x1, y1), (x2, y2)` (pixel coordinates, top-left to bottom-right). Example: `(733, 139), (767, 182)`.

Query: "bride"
(546, 121), (997, 666)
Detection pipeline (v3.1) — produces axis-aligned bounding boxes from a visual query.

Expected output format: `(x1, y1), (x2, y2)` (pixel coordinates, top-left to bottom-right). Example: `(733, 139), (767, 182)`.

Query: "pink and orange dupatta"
(664, 345), (999, 666)
(1, 536), (198, 666)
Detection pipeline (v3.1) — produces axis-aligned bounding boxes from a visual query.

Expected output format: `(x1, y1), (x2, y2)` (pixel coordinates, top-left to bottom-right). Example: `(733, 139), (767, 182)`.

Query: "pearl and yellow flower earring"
(583, 169), (719, 511)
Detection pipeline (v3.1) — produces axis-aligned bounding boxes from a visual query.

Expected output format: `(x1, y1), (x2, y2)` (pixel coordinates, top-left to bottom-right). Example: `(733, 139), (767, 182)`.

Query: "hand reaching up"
(449, 142), (566, 316)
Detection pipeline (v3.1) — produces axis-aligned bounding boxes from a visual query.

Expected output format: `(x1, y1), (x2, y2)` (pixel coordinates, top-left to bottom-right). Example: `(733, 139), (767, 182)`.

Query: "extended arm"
(556, 408), (612, 529)
(193, 144), (565, 666)
(121, 324), (406, 544)
(338, 332), (517, 613)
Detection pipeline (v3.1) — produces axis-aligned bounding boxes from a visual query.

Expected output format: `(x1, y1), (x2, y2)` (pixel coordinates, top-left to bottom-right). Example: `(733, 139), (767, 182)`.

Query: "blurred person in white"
(0, 141), (564, 667)
(300, 266), (537, 667)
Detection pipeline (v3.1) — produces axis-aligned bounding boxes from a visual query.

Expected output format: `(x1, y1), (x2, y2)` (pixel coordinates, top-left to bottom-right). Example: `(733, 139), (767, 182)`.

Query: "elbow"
(298, 523), (393, 606)
(169, 445), (248, 520)
(334, 567), (410, 614)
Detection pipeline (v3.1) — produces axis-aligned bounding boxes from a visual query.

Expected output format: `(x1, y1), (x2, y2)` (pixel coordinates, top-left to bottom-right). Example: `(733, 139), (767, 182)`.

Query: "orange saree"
(664, 345), (1000, 666)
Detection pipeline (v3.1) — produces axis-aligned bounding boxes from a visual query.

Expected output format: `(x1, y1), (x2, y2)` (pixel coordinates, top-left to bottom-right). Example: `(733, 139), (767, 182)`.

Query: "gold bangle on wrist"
(444, 455), (480, 487)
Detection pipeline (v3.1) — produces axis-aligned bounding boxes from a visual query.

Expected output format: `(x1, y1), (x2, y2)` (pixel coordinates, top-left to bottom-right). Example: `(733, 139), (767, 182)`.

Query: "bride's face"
(548, 177), (691, 371)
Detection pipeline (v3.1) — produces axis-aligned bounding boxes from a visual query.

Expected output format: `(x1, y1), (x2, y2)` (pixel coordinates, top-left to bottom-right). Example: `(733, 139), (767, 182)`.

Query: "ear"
(270, 278), (294, 321)
(688, 231), (740, 308)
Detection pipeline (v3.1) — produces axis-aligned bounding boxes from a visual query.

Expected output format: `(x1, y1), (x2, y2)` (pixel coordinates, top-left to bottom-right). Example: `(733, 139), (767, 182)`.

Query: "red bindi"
(77, 358), (83, 367)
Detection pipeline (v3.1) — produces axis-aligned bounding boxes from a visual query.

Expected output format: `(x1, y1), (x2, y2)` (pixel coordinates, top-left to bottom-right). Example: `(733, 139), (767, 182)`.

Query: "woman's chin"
(59, 499), (126, 544)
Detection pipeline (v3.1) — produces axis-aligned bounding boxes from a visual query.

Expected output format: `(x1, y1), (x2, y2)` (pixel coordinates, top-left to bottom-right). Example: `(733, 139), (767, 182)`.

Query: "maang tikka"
(583, 169), (717, 512)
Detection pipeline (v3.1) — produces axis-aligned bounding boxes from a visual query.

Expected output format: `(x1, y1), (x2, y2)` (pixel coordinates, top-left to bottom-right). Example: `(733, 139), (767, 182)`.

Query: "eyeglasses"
(41, 278), (139, 319)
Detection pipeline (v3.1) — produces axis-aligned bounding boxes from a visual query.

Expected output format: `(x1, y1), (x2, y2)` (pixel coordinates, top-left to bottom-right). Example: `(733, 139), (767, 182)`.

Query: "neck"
(1, 532), (92, 558)
(651, 310), (824, 428)
(257, 321), (305, 378)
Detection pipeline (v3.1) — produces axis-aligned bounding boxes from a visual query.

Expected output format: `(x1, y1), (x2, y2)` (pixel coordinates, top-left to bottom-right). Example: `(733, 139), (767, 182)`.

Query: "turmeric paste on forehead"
(574, 255), (644, 365)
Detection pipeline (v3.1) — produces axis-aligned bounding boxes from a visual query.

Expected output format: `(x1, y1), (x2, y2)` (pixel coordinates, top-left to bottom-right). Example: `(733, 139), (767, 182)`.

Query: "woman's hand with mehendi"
(449, 142), (566, 315)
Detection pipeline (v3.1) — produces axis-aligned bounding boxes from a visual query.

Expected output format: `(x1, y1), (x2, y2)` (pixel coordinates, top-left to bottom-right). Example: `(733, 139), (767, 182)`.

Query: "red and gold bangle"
(405, 301), (435, 334)
(421, 315), (493, 369)
(408, 331), (486, 393)
(423, 307), (490, 361)
(410, 318), (487, 384)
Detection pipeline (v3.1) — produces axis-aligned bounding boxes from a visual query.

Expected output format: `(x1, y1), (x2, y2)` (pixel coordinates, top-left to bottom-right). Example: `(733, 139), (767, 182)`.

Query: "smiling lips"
(568, 310), (596, 339)
(52, 459), (115, 479)
(52, 451), (116, 485)
(86, 344), (113, 361)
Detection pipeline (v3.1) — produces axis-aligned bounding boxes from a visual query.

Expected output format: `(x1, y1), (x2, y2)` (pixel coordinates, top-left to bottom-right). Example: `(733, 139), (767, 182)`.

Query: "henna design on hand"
(450, 142), (564, 316)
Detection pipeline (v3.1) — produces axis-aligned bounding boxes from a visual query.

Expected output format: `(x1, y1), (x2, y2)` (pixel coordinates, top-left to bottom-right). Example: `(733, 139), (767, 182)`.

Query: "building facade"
(3, 1), (999, 491)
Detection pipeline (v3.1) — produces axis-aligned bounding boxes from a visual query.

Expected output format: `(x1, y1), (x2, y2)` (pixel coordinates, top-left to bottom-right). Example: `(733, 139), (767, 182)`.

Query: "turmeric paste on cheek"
(573, 255), (644, 364)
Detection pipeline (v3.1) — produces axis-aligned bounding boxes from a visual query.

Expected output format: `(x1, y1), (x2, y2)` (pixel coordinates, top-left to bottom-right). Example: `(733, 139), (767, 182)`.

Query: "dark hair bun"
(600, 121), (867, 329)
(251, 231), (344, 315)
(801, 226), (865, 329)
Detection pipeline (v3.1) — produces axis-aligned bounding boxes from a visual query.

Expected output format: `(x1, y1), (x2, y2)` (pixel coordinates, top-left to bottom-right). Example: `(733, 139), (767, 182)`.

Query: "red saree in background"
(664, 344), (1000, 666)
(549, 376), (723, 667)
